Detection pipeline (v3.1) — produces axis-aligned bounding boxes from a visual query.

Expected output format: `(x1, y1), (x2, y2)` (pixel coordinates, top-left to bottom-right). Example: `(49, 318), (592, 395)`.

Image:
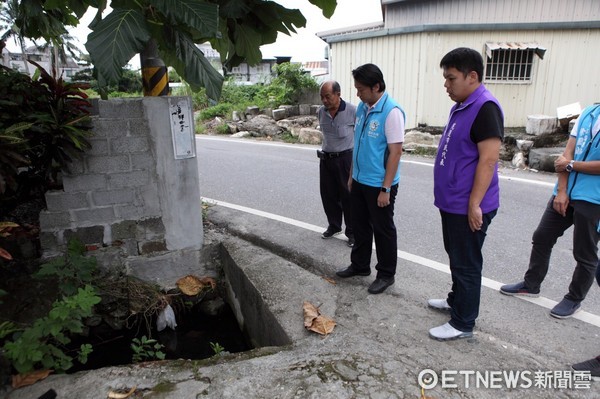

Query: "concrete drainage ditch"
(73, 237), (294, 372)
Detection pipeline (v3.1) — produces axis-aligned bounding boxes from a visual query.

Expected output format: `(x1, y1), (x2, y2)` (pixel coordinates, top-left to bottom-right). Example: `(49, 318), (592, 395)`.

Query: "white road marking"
(197, 136), (556, 187)
(202, 197), (600, 328)
(199, 138), (591, 323)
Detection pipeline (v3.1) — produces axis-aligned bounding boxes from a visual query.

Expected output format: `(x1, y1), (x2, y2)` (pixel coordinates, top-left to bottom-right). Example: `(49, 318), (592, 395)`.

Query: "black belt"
(321, 148), (352, 159)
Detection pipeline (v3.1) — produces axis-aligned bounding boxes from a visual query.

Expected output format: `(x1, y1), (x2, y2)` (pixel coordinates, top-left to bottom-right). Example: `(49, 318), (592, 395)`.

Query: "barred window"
(484, 42), (546, 84)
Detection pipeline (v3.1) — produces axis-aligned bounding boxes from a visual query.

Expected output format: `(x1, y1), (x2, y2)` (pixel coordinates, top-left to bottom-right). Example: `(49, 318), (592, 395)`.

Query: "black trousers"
(441, 209), (496, 332)
(350, 180), (398, 279)
(319, 151), (353, 236)
(524, 197), (600, 302)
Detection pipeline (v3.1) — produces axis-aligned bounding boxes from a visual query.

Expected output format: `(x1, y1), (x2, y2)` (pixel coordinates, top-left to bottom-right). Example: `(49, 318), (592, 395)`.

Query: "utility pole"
(140, 39), (169, 96)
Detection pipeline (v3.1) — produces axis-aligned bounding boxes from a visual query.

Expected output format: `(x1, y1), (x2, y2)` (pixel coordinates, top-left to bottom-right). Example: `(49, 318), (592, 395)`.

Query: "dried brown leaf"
(11, 369), (53, 389)
(321, 276), (337, 285)
(107, 385), (137, 398)
(176, 275), (215, 296)
(303, 301), (320, 327)
(308, 315), (336, 335)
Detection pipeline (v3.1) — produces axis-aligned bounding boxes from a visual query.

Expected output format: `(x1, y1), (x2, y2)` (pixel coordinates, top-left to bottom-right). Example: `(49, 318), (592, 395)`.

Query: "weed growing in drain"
(210, 341), (225, 356)
(131, 336), (166, 363)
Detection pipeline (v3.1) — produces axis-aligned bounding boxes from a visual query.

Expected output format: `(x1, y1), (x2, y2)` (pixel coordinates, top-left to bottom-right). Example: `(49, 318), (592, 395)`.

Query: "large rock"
(272, 109), (287, 121)
(245, 106), (260, 118)
(277, 117), (318, 137)
(526, 115), (558, 135)
(403, 131), (440, 147)
(299, 104), (311, 115)
(237, 115), (283, 137)
(528, 147), (564, 172)
(278, 105), (299, 117)
(298, 128), (322, 144)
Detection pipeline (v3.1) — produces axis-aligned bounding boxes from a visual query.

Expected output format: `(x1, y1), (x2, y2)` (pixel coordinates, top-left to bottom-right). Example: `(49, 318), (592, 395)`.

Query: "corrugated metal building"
(317, 0), (600, 128)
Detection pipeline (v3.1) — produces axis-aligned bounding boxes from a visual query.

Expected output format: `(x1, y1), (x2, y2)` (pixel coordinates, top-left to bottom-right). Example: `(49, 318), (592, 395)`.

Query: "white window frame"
(483, 42), (546, 85)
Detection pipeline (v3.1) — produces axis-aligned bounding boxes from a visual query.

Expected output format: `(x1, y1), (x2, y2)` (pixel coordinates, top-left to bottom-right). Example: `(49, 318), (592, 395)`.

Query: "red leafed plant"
(0, 221), (19, 260)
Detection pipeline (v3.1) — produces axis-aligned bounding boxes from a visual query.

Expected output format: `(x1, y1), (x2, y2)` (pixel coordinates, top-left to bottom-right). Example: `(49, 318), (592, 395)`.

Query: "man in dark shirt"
(428, 47), (504, 341)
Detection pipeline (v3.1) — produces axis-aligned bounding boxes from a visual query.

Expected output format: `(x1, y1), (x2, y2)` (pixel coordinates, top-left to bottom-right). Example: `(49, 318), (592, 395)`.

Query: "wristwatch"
(381, 186), (391, 193)
(566, 160), (575, 172)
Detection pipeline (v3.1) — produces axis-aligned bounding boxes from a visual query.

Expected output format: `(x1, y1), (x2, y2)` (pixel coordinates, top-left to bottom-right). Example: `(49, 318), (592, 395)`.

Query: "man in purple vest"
(428, 47), (504, 341)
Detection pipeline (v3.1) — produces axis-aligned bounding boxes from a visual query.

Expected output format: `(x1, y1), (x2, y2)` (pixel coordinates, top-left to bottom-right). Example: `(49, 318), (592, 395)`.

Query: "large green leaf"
(309, 0), (337, 18)
(253, 2), (307, 37)
(213, 0), (252, 19)
(158, 29), (224, 100)
(86, 8), (150, 84)
(233, 24), (263, 65)
(152, 0), (219, 37)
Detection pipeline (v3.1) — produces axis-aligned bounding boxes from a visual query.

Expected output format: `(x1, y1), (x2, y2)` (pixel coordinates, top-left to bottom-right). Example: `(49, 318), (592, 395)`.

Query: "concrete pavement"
(5, 203), (599, 399)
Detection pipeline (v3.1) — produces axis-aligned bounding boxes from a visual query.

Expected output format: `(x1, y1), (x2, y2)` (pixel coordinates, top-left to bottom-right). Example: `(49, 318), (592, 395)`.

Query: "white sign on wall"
(168, 97), (196, 159)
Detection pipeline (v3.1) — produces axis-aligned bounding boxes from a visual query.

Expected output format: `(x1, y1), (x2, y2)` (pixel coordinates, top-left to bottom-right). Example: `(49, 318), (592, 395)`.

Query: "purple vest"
(433, 84), (502, 214)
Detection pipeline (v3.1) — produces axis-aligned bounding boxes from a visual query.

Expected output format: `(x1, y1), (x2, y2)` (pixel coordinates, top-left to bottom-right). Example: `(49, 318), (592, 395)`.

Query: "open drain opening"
(64, 242), (291, 373)
(67, 296), (251, 373)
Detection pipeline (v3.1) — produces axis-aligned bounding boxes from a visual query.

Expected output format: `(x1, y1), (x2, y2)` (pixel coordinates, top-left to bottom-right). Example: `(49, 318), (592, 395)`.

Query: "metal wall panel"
(329, 29), (600, 128)
(384, 0), (600, 27)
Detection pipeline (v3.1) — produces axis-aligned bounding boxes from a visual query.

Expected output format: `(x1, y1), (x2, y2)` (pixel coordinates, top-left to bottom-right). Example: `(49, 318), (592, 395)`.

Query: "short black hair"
(351, 63), (386, 92)
(440, 48), (484, 82)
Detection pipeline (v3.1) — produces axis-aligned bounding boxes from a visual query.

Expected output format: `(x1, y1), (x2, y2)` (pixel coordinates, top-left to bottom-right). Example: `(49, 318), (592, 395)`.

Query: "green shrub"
(35, 239), (97, 296)
(255, 84), (287, 108)
(215, 123), (230, 135)
(0, 63), (92, 211)
(220, 80), (261, 105)
(199, 103), (233, 120)
(190, 87), (210, 110)
(195, 123), (206, 135)
(3, 285), (100, 374)
(106, 91), (142, 98)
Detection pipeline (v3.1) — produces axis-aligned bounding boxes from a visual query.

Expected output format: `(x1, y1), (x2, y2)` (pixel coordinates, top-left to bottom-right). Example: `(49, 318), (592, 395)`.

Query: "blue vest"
(557, 104), (600, 205)
(352, 92), (405, 187)
(433, 84), (503, 214)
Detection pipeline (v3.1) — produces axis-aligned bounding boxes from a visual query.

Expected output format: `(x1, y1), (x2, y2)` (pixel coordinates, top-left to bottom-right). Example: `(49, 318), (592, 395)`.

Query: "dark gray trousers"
(524, 197), (600, 302)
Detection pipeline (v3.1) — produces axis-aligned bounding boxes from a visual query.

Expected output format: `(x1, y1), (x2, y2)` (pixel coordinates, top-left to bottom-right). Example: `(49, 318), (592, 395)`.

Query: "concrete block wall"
(39, 97), (204, 276)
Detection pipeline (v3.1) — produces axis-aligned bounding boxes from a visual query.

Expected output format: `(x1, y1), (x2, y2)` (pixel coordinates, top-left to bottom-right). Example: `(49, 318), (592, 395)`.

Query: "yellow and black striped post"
(140, 39), (169, 96)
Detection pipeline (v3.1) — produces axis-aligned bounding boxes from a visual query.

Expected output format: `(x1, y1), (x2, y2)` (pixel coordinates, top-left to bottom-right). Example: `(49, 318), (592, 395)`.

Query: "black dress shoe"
(322, 227), (342, 239)
(336, 265), (371, 278)
(368, 277), (395, 294)
(347, 235), (355, 247)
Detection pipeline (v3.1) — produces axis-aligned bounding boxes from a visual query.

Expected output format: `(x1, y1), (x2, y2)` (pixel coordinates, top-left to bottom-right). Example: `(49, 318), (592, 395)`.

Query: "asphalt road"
(196, 135), (600, 320)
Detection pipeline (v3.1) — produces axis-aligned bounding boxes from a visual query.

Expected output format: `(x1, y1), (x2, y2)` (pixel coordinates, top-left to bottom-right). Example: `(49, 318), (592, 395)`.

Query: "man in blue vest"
(428, 48), (504, 340)
(501, 103), (600, 318)
(335, 63), (405, 295)
(571, 260), (600, 378)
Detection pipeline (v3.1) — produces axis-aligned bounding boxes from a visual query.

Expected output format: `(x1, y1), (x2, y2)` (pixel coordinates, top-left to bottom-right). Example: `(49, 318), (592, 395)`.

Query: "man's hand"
(553, 191), (569, 216)
(468, 204), (483, 232)
(554, 155), (570, 172)
(377, 191), (390, 207)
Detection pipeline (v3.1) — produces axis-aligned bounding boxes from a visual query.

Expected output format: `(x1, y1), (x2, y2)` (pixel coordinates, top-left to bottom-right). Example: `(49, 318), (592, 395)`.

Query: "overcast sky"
(5, 0), (383, 67)
(261, 0), (383, 61)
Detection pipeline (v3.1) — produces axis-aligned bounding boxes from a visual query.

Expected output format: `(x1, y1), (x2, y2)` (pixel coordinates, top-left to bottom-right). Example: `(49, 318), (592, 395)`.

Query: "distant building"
(318, 0), (600, 128)
(1, 45), (83, 81)
(228, 57), (278, 84)
(301, 61), (329, 81)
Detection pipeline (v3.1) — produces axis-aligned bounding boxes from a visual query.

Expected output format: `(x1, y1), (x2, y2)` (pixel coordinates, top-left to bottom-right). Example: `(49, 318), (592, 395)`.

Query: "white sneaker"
(427, 299), (451, 311)
(429, 322), (473, 341)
